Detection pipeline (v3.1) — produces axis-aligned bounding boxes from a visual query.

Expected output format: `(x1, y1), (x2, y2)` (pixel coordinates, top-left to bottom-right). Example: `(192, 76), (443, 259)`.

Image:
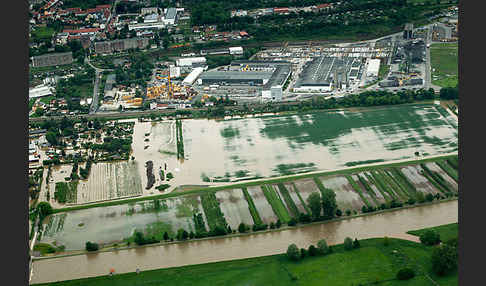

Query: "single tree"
(396, 268), (415, 280)
(238, 222), (247, 233)
(344, 237), (353, 250)
(317, 239), (329, 255)
(431, 244), (457, 276)
(322, 189), (337, 219)
(420, 230), (441, 246)
(353, 238), (361, 249)
(300, 248), (307, 259)
(286, 244), (300, 261)
(276, 219), (282, 228)
(307, 192), (322, 220)
(308, 245), (318, 256)
(163, 232), (169, 241)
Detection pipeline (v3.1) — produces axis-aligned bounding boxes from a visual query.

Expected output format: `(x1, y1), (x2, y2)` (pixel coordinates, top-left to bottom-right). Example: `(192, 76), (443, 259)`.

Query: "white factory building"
(229, 46), (244, 55)
(176, 57), (206, 67)
(29, 85), (54, 99)
(366, 59), (381, 78)
(262, 85), (283, 101)
(182, 67), (205, 85)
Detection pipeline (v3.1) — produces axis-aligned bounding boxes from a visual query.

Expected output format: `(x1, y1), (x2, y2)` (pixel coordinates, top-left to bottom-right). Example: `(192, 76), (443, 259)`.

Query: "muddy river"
(31, 200), (457, 284)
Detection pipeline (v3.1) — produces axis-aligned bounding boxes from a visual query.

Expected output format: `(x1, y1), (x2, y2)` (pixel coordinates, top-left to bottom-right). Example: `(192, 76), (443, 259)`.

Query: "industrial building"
(183, 67), (205, 85)
(176, 57), (206, 67)
(200, 46), (244, 56)
(31, 52), (73, 67)
(294, 57), (360, 92)
(199, 60), (291, 87)
(366, 59), (381, 78)
(94, 38), (150, 54)
(199, 71), (274, 86)
(164, 8), (177, 25)
(103, 74), (116, 100)
(403, 23), (414, 39)
(29, 85), (54, 99)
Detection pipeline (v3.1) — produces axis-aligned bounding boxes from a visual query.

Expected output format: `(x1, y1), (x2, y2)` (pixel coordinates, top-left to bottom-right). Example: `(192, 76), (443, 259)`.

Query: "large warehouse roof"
(29, 85), (53, 99)
(200, 71), (274, 81)
(295, 56), (356, 88)
(367, 59), (381, 77)
(183, 67), (204, 85)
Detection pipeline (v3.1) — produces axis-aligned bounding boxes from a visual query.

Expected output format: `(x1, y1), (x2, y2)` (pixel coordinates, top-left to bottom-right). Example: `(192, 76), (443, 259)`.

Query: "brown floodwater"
(31, 200), (457, 284)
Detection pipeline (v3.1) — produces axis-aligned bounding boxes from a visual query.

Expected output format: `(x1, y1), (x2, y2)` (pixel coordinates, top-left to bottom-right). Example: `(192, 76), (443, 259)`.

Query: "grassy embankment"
(34, 223), (458, 286)
(430, 42), (458, 88)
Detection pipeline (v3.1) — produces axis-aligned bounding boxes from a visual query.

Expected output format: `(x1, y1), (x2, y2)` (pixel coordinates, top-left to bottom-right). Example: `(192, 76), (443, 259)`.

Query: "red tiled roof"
(66, 7), (82, 12)
(96, 4), (111, 9)
(317, 4), (332, 9)
(63, 27), (100, 34)
(273, 7), (289, 12)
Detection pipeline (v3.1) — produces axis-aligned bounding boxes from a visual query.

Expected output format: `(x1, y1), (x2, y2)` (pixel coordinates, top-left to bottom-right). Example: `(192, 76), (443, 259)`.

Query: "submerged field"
(38, 157), (458, 251)
(134, 104), (458, 188)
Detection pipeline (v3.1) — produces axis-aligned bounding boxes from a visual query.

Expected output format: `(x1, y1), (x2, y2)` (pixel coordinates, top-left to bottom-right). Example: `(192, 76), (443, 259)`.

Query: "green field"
(430, 42), (458, 88)
(35, 229), (458, 286)
(407, 223), (458, 243)
(31, 26), (56, 42)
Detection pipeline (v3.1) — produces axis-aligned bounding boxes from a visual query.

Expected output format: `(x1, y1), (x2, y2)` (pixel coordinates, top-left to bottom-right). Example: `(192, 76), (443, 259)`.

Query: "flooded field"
(41, 161), (143, 205)
(132, 104), (458, 188)
(76, 161), (143, 204)
(31, 200), (458, 285)
(37, 156), (458, 252)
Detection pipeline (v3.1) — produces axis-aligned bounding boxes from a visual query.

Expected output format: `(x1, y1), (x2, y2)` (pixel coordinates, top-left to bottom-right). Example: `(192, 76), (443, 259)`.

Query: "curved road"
(31, 200), (457, 284)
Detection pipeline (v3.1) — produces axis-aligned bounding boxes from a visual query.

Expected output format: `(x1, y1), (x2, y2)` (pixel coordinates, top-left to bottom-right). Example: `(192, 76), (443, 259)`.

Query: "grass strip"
(446, 157), (459, 170)
(364, 172), (392, 203)
(54, 181), (78, 204)
(388, 168), (418, 200)
(277, 183), (300, 218)
(291, 182), (311, 215)
(420, 164), (454, 194)
(379, 170), (410, 201)
(242, 187), (263, 225)
(407, 223), (458, 243)
(357, 173), (381, 206)
(435, 160), (458, 183)
(370, 171), (399, 201)
(345, 175), (372, 208)
(261, 185), (291, 223)
(392, 168), (419, 198)
(200, 193), (228, 231)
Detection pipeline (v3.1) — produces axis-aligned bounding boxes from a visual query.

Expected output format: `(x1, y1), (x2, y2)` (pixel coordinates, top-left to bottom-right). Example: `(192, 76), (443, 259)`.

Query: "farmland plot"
(76, 161), (143, 204)
(400, 166), (440, 195)
(319, 176), (367, 212)
(142, 104), (458, 187)
(215, 189), (254, 229)
(246, 186), (278, 224)
(357, 172), (388, 205)
(425, 162), (458, 192)
(290, 178), (321, 205)
(283, 182), (309, 215)
(351, 174), (378, 207)
(39, 197), (197, 250)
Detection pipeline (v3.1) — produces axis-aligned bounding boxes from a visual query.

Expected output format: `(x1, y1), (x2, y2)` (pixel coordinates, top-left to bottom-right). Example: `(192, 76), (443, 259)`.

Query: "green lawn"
(407, 222), (458, 243)
(35, 234), (458, 286)
(31, 26), (56, 42)
(430, 42), (458, 88)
